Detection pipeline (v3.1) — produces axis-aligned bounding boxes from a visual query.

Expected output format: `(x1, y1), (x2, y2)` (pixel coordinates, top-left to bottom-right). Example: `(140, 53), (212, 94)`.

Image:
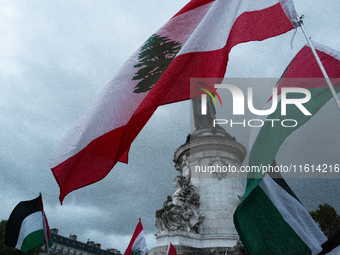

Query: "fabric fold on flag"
(124, 218), (148, 255)
(234, 42), (340, 255)
(50, 0), (299, 203)
(5, 195), (52, 253)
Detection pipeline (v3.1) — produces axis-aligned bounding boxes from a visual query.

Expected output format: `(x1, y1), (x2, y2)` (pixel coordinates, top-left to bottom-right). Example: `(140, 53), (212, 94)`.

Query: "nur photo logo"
(196, 82), (222, 115)
(192, 78), (313, 128)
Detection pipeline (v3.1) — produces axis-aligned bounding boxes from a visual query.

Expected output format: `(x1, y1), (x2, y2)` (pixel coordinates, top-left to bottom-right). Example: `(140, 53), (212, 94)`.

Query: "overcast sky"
(1, 0), (340, 252)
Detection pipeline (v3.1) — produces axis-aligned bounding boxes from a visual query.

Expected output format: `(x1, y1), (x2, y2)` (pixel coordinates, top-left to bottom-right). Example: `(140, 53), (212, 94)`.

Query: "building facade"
(40, 229), (121, 255)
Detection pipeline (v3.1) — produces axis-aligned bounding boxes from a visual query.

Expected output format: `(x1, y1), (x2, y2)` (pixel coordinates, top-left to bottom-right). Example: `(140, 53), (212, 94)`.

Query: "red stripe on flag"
(52, 126), (125, 202)
(270, 45), (340, 98)
(226, 3), (294, 49)
(171, 0), (215, 19)
(282, 47), (340, 79)
(118, 148), (129, 163)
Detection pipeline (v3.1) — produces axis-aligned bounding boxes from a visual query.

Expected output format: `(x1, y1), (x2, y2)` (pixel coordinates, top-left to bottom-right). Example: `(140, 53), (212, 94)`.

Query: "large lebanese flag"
(234, 42), (340, 254)
(50, 0), (298, 203)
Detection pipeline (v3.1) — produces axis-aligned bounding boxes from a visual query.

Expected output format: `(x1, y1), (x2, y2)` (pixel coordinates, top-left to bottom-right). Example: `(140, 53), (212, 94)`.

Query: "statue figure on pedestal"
(155, 173), (204, 233)
(192, 95), (216, 130)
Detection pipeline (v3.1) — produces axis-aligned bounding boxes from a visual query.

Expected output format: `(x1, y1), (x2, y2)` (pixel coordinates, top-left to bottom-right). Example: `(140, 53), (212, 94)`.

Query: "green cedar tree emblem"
(132, 249), (141, 255)
(132, 34), (182, 93)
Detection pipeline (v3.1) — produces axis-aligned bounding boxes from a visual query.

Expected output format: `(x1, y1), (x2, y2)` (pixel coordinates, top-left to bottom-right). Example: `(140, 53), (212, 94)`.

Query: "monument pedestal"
(149, 128), (247, 255)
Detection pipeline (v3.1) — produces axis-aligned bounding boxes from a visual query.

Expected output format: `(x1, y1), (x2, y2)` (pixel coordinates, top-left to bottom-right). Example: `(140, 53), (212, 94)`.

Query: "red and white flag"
(166, 242), (178, 255)
(50, 0), (298, 203)
(124, 219), (148, 255)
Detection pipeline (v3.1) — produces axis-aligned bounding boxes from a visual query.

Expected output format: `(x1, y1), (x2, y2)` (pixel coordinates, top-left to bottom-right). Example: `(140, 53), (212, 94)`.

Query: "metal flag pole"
(297, 15), (340, 111)
(40, 193), (50, 254)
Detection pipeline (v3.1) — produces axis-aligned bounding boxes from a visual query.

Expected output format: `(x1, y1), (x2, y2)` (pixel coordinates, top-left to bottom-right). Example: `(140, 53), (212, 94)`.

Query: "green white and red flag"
(124, 218), (148, 255)
(234, 42), (340, 255)
(5, 195), (52, 253)
(50, 0), (298, 203)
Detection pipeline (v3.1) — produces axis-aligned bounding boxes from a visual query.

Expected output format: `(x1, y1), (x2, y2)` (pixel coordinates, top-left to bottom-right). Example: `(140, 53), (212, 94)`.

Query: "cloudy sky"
(1, 0), (340, 252)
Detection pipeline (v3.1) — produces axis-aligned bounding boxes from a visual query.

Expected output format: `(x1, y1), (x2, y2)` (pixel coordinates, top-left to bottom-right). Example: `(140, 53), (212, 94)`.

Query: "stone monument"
(148, 99), (247, 255)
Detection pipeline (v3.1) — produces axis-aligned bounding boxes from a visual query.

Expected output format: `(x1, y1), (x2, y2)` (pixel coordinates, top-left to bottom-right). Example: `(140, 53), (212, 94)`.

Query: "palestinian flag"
(5, 195), (52, 253)
(235, 172), (327, 254)
(234, 42), (340, 254)
(50, 0), (299, 203)
(247, 41), (340, 192)
(124, 219), (148, 255)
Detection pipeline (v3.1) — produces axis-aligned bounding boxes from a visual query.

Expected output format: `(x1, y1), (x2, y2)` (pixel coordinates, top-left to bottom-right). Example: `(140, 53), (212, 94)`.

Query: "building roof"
(51, 233), (121, 255)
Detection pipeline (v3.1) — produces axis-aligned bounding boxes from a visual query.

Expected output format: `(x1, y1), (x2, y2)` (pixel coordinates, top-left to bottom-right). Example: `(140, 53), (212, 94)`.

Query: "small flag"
(50, 0), (299, 203)
(5, 194), (52, 253)
(234, 42), (340, 255)
(124, 218), (148, 255)
(166, 242), (177, 255)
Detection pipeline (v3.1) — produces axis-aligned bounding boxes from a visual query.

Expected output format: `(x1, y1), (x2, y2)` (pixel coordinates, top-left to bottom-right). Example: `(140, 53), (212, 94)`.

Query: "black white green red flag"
(5, 195), (52, 253)
(50, 0), (299, 203)
(124, 218), (148, 255)
(234, 42), (340, 254)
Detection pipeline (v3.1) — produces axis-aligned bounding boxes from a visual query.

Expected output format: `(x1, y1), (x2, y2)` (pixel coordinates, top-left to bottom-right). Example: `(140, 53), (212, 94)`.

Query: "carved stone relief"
(155, 170), (204, 233)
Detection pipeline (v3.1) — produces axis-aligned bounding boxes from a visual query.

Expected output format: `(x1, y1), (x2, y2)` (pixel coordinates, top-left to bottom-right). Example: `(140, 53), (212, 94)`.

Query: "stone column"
(150, 128), (246, 254)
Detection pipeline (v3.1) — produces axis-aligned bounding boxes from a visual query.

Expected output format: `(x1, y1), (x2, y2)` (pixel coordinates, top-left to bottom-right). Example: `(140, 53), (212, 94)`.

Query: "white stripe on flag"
(259, 177), (326, 254)
(131, 231), (147, 255)
(179, 0), (292, 55)
(15, 211), (43, 250)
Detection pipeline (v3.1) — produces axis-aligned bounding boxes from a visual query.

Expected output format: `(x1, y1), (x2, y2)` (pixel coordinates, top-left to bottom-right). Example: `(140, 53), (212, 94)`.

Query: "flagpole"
(297, 16), (340, 111)
(39, 193), (50, 255)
